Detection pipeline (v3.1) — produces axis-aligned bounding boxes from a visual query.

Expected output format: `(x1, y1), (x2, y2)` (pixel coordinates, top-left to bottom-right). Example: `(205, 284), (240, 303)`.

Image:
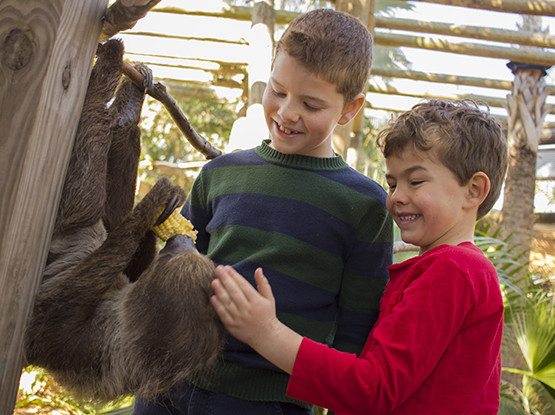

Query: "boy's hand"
(211, 266), (277, 346)
(210, 266), (302, 374)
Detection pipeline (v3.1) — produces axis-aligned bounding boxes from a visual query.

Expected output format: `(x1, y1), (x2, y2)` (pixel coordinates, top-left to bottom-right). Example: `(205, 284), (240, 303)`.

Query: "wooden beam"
(391, 0), (555, 16)
(123, 30), (248, 45)
(125, 51), (248, 69)
(152, 5), (555, 49)
(152, 5), (298, 26)
(374, 15), (555, 49)
(366, 83), (555, 114)
(117, 55), (555, 99)
(373, 31), (555, 67)
(371, 66), (555, 95)
(371, 65), (512, 89)
(145, 6), (555, 67)
(0, 0), (108, 411)
(121, 27), (555, 69)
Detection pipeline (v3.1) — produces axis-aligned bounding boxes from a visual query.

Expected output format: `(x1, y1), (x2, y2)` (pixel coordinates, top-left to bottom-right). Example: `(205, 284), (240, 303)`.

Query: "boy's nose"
(277, 100), (300, 123)
(390, 187), (407, 205)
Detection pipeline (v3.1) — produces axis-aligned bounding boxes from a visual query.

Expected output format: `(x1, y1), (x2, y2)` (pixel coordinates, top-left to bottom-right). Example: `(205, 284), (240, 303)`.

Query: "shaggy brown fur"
(23, 39), (224, 402)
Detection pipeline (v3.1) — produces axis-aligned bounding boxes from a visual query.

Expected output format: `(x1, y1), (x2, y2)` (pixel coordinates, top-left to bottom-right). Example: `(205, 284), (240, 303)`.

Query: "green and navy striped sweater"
(181, 140), (393, 405)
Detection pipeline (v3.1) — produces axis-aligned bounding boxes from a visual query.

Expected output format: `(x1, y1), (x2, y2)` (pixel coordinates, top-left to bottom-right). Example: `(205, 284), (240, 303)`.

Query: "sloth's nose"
(159, 234), (196, 256)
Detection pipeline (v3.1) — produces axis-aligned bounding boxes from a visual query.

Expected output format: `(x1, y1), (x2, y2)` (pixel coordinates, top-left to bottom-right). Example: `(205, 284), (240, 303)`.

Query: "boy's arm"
(211, 266), (302, 374)
(334, 208), (393, 353)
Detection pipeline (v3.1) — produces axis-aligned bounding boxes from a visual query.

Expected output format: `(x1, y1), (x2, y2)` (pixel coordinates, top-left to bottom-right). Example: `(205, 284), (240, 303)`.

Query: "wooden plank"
(0, 0), (108, 411)
(152, 5), (555, 48)
(395, 0), (555, 16)
(374, 15), (555, 49)
(373, 31), (555, 67)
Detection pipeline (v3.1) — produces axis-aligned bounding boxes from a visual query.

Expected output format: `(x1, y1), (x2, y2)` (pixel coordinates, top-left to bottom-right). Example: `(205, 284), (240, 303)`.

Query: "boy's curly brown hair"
(376, 99), (509, 219)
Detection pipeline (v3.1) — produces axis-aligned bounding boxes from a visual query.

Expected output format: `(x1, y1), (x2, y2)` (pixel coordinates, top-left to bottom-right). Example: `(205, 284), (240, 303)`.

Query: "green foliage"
(477, 227), (555, 415)
(511, 294), (555, 407)
(499, 381), (537, 415)
(140, 85), (235, 164)
(138, 84), (235, 193)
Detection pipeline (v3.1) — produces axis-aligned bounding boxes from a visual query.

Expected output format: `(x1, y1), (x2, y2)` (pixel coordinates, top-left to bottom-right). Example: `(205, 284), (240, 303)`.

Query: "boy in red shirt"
(211, 99), (509, 414)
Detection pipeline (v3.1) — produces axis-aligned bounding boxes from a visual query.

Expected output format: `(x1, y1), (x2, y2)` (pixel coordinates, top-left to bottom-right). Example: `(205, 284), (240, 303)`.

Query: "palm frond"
(513, 294), (555, 399)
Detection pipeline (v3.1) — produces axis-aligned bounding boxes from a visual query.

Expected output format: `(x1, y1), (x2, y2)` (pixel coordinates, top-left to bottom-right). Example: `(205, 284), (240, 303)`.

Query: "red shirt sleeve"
(287, 257), (478, 414)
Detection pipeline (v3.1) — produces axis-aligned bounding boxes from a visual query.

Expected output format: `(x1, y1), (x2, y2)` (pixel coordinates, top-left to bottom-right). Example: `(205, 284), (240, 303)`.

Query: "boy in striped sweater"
(133, 8), (393, 415)
(211, 99), (507, 414)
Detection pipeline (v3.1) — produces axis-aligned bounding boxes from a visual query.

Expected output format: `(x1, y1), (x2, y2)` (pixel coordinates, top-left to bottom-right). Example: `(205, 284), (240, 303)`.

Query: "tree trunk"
(500, 15), (548, 391)
(0, 0), (108, 411)
(501, 16), (549, 274)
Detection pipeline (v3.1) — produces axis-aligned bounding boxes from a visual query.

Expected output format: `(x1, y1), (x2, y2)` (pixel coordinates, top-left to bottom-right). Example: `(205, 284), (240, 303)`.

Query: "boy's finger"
(210, 295), (230, 322)
(219, 265), (261, 301)
(229, 266), (261, 296)
(211, 279), (234, 311)
(211, 294), (240, 327)
(254, 268), (273, 299)
(215, 266), (250, 304)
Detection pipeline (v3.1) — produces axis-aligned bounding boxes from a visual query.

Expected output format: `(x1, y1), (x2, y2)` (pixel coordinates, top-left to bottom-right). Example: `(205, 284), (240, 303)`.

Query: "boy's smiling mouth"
(397, 213), (420, 224)
(276, 120), (301, 135)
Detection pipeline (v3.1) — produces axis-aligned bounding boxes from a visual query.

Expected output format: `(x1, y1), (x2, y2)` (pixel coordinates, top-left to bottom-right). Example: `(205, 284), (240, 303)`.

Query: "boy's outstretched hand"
(211, 266), (302, 374)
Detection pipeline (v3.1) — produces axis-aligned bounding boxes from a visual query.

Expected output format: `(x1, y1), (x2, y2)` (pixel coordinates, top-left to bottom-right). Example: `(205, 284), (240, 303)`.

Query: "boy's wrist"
(252, 319), (303, 375)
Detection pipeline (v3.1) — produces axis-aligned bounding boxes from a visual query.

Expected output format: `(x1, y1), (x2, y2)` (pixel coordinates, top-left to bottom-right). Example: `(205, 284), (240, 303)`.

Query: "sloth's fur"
(23, 39), (224, 402)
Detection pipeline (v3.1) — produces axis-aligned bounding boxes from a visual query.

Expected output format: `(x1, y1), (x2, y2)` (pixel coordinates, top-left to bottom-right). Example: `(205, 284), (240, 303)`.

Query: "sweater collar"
(255, 139), (348, 171)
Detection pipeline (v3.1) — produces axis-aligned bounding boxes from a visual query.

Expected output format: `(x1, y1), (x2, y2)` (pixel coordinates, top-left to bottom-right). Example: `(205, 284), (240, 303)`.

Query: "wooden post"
(227, 1), (274, 151)
(248, 0), (274, 107)
(0, 0), (108, 412)
(333, 0), (371, 163)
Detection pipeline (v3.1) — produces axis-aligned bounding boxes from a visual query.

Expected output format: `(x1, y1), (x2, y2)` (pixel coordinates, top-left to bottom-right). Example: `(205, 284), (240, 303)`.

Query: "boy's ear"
(338, 93), (365, 125)
(463, 172), (490, 210)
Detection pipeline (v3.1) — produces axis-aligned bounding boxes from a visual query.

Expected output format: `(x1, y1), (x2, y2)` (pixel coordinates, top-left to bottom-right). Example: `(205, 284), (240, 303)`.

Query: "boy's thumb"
(255, 268), (273, 298)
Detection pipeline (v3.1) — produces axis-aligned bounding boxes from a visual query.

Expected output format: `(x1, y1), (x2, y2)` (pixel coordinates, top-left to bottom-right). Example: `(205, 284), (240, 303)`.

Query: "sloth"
(23, 39), (224, 403)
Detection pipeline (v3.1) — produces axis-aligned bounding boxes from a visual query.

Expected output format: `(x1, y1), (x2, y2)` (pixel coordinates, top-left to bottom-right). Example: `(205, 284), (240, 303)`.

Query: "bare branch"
(122, 62), (223, 160)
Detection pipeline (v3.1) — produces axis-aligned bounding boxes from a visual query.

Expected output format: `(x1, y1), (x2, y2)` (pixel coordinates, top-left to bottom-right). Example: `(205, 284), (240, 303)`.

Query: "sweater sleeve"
(333, 204), (393, 354)
(287, 259), (475, 414)
(181, 168), (210, 255)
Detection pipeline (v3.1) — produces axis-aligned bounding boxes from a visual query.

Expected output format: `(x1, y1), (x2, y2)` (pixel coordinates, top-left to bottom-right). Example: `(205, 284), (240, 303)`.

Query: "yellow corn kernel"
(152, 207), (198, 242)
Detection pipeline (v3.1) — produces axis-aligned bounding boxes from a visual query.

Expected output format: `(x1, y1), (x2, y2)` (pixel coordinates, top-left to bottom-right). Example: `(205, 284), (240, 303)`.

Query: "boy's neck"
(418, 218), (477, 255)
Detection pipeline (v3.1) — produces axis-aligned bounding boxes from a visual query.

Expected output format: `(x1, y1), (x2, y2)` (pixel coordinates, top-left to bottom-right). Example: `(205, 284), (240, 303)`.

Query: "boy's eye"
(304, 102), (320, 111)
(410, 180), (424, 186)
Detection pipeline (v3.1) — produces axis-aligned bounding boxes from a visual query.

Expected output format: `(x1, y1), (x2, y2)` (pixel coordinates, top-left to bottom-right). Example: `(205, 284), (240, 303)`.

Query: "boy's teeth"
(278, 123), (295, 134)
(400, 214), (418, 221)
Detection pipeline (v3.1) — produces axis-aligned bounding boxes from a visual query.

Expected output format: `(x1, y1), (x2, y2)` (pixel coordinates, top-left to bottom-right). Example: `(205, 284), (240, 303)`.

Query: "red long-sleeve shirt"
(287, 242), (503, 414)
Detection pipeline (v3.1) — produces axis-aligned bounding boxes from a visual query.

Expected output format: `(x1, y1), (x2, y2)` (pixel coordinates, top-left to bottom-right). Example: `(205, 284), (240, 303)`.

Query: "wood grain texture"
(0, 0), (108, 411)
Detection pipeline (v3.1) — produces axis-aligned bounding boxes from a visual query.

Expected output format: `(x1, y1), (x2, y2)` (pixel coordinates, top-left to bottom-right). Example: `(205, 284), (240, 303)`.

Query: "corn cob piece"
(152, 207), (197, 242)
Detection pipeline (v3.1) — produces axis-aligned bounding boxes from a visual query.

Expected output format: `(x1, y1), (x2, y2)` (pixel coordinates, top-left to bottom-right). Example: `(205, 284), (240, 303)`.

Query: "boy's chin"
(268, 139), (293, 154)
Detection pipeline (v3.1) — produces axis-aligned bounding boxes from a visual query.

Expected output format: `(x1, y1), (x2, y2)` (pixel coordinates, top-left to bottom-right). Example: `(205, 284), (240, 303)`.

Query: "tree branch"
(123, 62), (223, 160)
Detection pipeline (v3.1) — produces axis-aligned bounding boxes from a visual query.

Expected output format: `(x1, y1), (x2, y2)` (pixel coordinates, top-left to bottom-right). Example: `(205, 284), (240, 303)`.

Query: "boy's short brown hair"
(275, 8), (373, 103)
(376, 99), (509, 219)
